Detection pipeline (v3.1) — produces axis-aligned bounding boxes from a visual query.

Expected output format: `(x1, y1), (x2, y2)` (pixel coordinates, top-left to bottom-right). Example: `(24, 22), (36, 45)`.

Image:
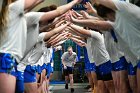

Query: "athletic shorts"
(112, 60), (121, 71)
(127, 63), (137, 75)
(96, 60), (113, 81)
(0, 53), (24, 93)
(0, 53), (17, 76)
(63, 66), (74, 76)
(46, 63), (53, 78)
(137, 60), (140, 69)
(15, 71), (24, 93)
(85, 62), (96, 72)
(36, 65), (42, 74)
(24, 65), (37, 83)
(119, 56), (128, 70)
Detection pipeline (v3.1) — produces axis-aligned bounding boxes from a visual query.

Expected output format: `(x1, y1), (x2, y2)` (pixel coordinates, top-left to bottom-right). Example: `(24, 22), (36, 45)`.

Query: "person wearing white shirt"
(0, 0), (43, 93)
(61, 46), (77, 93)
(69, 24), (115, 93)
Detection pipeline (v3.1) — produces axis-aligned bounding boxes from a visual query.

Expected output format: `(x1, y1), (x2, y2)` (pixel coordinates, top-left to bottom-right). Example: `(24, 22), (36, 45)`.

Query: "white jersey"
(89, 30), (110, 66)
(0, 0), (27, 62)
(61, 52), (77, 67)
(24, 12), (45, 56)
(86, 38), (95, 63)
(18, 33), (46, 72)
(17, 12), (45, 71)
(114, 31), (138, 66)
(43, 46), (53, 64)
(112, 0), (140, 60)
(103, 31), (120, 63)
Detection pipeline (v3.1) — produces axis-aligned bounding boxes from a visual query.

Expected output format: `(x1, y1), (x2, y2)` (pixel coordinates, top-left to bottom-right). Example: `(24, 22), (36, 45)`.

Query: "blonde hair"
(0, 0), (15, 45)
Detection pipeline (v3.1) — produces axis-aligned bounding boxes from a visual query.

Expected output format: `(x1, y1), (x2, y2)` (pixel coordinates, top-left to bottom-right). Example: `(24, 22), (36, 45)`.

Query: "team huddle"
(0, 0), (140, 93)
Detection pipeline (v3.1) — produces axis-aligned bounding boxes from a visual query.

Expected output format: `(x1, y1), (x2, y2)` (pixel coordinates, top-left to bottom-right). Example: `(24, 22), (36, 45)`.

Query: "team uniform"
(112, 0), (140, 68)
(23, 33), (46, 83)
(89, 30), (112, 81)
(0, 0), (27, 92)
(85, 38), (96, 72)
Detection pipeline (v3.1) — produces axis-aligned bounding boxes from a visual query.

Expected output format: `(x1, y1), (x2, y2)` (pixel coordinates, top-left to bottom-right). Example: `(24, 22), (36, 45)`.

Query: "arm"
(24, 0), (42, 10)
(70, 37), (86, 47)
(25, 0), (44, 13)
(69, 24), (92, 37)
(48, 32), (69, 45)
(43, 23), (69, 41)
(39, 0), (81, 23)
(70, 15), (113, 30)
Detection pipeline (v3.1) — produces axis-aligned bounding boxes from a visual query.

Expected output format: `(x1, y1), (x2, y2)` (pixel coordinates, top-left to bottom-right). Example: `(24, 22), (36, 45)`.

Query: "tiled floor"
(49, 83), (92, 93)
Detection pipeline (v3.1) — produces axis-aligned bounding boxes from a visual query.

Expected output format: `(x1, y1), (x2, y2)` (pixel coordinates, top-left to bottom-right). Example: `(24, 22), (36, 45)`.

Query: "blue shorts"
(15, 71), (24, 93)
(85, 62), (96, 72)
(85, 62), (91, 72)
(0, 53), (17, 76)
(36, 65), (42, 74)
(112, 61), (121, 71)
(119, 56), (128, 70)
(24, 65), (37, 83)
(96, 60), (112, 81)
(41, 63), (47, 71)
(46, 63), (53, 78)
(0, 53), (24, 93)
(96, 60), (112, 75)
(127, 63), (137, 75)
(137, 60), (140, 69)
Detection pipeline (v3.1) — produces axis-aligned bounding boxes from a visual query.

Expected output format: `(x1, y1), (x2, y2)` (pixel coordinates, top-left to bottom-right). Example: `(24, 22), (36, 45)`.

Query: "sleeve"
(26, 12), (45, 26)
(106, 21), (115, 27)
(9, 0), (25, 14)
(37, 32), (46, 42)
(74, 53), (77, 61)
(89, 30), (102, 40)
(112, 0), (137, 13)
(61, 52), (66, 60)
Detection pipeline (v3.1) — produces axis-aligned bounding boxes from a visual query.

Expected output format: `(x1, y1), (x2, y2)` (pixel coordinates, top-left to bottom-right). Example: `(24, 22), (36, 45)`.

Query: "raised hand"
(84, 2), (97, 14)
(73, 0), (82, 4)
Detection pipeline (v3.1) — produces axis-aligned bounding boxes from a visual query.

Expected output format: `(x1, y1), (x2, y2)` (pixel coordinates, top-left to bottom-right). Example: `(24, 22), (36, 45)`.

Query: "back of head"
(94, 4), (114, 18)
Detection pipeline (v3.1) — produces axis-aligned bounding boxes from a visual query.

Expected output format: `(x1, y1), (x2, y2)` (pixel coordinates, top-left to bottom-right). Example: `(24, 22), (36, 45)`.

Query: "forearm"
(24, 0), (41, 10)
(53, 40), (67, 47)
(51, 33), (68, 45)
(70, 37), (86, 47)
(73, 19), (112, 30)
(57, 0), (78, 15)
(44, 24), (68, 41)
(70, 24), (91, 37)
(25, 0), (44, 13)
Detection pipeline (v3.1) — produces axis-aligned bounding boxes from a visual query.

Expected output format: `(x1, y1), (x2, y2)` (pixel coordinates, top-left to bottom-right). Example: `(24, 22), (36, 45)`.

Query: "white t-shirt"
(0, 0), (26, 62)
(89, 30), (110, 66)
(103, 31), (120, 63)
(86, 38), (95, 63)
(113, 0), (140, 60)
(42, 47), (53, 64)
(17, 12), (45, 71)
(114, 31), (138, 66)
(20, 33), (46, 67)
(24, 12), (45, 56)
(61, 52), (77, 67)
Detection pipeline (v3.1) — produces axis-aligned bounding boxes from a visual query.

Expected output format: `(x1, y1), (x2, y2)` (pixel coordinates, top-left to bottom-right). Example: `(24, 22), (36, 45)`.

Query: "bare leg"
(137, 68), (140, 93)
(111, 71), (120, 93)
(91, 71), (97, 93)
(104, 80), (115, 93)
(97, 80), (107, 93)
(119, 70), (128, 93)
(69, 74), (74, 88)
(0, 73), (16, 93)
(128, 75), (137, 93)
